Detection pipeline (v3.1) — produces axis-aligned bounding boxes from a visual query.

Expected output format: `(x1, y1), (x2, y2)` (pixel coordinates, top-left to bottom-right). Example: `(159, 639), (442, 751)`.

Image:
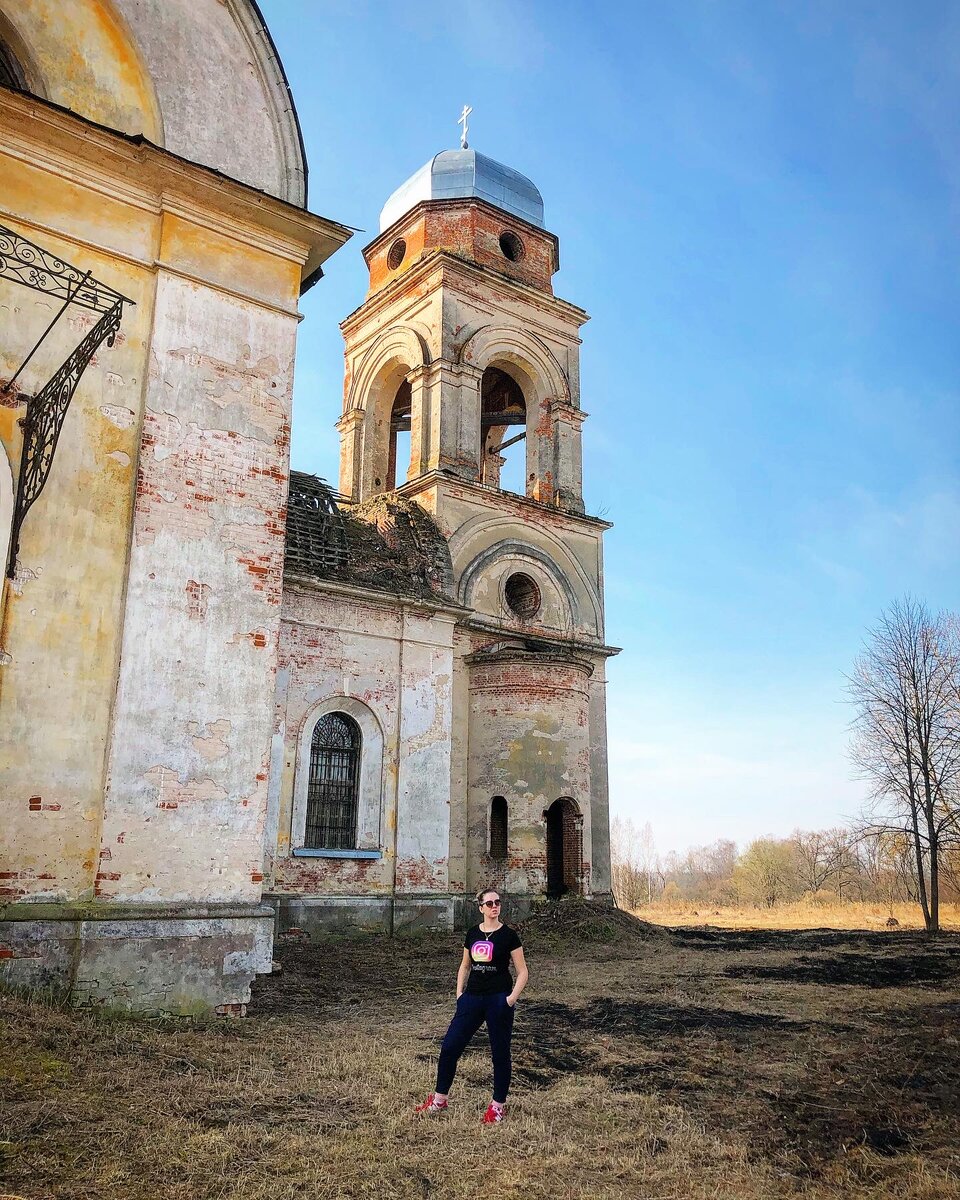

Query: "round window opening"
(499, 231), (525, 262)
(504, 572), (541, 621)
(387, 238), (406, 270)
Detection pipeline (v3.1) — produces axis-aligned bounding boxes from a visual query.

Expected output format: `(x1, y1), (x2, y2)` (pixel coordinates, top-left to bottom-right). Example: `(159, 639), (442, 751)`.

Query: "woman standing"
(416, 888), (528, 1124)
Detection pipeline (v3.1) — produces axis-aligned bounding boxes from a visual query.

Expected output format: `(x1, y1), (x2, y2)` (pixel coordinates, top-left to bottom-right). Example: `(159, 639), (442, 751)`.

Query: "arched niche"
(459, 541), (579, 636)
(450, 517), (604, 639)
(0, 0), (163, 143)
(0, 0), (310, 205)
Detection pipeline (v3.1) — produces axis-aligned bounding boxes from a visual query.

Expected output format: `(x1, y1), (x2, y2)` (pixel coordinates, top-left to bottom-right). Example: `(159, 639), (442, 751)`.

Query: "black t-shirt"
(463, 924), (523, 995)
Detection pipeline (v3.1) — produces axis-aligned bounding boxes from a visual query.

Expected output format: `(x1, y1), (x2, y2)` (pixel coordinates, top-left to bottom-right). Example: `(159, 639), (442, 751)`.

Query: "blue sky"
(263, 1), (960, 855)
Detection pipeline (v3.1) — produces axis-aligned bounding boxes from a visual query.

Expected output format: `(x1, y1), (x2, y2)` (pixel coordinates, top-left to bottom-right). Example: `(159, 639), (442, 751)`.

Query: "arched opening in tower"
(387, 378), (412, 490)
(545, 796), (582, 898)
(480, 366), (526, 495)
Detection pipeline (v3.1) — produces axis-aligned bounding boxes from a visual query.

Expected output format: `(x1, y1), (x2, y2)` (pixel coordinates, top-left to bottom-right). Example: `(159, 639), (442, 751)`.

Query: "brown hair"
(476, 886), (501, 905)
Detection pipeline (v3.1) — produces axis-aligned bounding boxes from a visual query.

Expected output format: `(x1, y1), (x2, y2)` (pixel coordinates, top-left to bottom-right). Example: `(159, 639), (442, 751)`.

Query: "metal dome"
(379, 149), (544, 233)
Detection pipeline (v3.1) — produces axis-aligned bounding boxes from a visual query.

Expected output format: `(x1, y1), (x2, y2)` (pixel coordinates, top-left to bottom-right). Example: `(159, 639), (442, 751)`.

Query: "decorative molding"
(345, 324), (431, 413)
(458, 539), (581, 627)
(0, 90), (350, 267)
(340, 250), (588, 340)
(448, 513), (604, 633)
(226, 0), (307, 208)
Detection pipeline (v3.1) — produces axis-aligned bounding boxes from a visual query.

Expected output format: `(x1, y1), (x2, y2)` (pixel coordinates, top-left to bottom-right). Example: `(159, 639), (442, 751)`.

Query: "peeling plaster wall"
(465, 652), (593, 898)
(0, 179), (155, 907)
(269, 583), (456, 901)
(100, 265), (299, 904)
(0, 12), (345, 1007)
(588, 661), (612, 893)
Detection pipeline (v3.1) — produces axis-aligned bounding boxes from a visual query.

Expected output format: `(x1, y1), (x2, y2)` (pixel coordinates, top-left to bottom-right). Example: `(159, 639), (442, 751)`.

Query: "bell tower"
(338, 148), (589, 515)
(338, 139), (615, 907)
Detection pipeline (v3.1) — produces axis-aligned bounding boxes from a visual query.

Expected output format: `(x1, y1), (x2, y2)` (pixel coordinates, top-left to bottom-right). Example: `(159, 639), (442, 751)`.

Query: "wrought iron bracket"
(0, 224), (134, 578)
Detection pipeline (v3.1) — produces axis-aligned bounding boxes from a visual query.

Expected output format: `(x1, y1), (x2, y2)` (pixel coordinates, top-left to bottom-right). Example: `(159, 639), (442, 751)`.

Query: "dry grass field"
(638, 900), (960, 932)
(2, 901), (960, 1200)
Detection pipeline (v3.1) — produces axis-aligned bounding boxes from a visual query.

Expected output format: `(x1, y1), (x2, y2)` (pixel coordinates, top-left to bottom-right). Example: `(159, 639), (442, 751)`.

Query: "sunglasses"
(481, 899), (501, 907)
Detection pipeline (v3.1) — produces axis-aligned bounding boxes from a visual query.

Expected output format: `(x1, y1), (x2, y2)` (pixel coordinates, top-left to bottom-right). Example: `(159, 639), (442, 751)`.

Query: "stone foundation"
(271, 891), (547, 937)
(0, 903), (275, 1015)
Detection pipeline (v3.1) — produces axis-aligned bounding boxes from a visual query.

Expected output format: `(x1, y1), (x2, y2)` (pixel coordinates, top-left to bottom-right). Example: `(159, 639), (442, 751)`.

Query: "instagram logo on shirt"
(471, 940), (494, 963)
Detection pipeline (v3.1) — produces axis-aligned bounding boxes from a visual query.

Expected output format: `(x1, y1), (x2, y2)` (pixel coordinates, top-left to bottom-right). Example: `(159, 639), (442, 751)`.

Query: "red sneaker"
(415, 1094), (448, 1115)
(481, 1102), (505, 1124)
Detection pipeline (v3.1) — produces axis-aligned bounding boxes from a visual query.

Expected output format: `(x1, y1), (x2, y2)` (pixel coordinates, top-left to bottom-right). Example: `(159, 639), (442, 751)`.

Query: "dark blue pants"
(436, 991), (515, 1103)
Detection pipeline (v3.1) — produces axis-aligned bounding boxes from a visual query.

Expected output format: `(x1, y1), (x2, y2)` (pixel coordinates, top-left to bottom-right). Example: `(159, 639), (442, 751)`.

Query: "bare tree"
(826, 827), (864, 901)
(792, 828), (843, 895)
(611, 817), (662, 909)
(848, 597), (960, 933)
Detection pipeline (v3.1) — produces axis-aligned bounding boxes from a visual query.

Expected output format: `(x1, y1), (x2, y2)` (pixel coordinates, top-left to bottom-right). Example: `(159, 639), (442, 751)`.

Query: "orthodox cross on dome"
(458, 104), (472, 150)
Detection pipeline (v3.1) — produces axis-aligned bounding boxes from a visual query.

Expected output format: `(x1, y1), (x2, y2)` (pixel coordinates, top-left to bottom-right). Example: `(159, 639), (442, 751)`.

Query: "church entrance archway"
(545, 796), (582, 897)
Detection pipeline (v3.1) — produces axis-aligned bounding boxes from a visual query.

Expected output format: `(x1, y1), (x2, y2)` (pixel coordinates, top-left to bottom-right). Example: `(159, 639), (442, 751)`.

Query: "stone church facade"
(0, 2), (615, 1013)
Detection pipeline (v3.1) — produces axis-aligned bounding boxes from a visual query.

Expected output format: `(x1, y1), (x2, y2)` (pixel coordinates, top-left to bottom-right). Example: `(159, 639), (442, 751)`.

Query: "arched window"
(489, 795), (508, 860)
(305, 713), (362, 849)
(480, 367), (527, 494)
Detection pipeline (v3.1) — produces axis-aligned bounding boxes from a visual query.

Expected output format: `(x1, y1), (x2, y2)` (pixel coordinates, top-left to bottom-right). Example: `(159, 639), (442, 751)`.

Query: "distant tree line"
(611, 820), (960, 916)
(614, 589), (960, 933)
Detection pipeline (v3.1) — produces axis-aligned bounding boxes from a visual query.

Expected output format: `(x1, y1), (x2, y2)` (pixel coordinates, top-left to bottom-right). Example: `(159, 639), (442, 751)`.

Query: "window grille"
(305, 713), (361, 849)
(490, 795), (508, 859)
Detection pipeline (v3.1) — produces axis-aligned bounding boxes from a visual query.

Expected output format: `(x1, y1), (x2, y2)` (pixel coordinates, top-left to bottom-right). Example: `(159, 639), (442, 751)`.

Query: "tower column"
(423, 361), (482, 481)
(551, 401), (587, 514)
(406, 363), (431, 480)
(336, 408), (364, 500)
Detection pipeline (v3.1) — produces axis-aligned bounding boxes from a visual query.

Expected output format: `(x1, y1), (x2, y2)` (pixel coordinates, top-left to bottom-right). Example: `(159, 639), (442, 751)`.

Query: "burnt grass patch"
(251, 909), (960, 1182)
(725, 948), (960, 988)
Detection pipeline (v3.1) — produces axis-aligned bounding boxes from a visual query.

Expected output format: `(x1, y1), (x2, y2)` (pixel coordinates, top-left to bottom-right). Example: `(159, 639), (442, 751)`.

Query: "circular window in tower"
(387, 238), (406, 270)
(504, 572), (541, 621)
(499, 230), (525, 262)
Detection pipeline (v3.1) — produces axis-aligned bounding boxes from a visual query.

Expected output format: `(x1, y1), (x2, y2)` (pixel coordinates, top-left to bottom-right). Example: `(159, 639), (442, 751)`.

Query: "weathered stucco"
(465, 650), (594, 896)
(99, 265), (298, 905)
(0, 6), (348, 1010)
(0, 0), (306, 204)
(268, 584), (458, 908)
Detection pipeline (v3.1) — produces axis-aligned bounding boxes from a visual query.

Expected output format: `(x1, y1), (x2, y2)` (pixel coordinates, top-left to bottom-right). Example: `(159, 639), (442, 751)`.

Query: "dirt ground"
(3, 902), (960, 1199)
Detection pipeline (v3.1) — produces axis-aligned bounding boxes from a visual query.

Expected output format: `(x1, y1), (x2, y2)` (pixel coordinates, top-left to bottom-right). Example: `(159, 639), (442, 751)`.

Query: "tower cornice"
(341, 248), (589, 340)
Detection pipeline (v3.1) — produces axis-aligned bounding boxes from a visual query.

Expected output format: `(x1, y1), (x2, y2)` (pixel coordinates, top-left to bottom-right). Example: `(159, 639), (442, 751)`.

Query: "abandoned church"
(0, 0), (617, 1013)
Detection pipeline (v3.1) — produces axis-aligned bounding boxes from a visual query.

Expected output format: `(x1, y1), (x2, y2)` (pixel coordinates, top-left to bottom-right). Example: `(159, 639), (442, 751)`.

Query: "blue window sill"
(292, 848), (382, 860)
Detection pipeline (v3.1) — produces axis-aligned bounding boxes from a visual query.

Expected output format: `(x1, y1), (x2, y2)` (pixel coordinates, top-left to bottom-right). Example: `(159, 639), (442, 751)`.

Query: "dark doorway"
(545, 796), (581, 897)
